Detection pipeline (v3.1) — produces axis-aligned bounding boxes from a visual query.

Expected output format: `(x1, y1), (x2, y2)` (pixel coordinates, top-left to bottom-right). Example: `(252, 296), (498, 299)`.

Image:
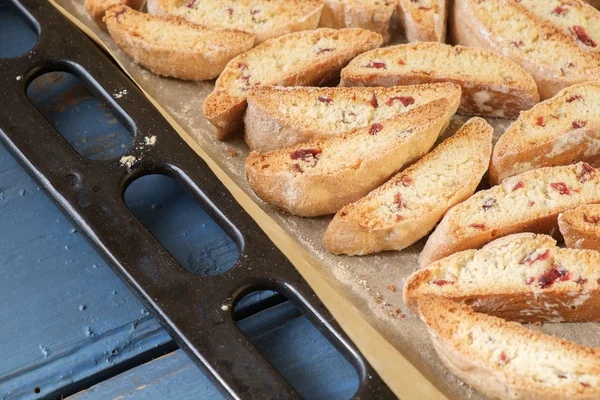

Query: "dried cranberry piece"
(386, 96), (415, 107)
(318, 96), (332, 104)
(572, 26), (597, 47)
(398, 59), (405, 65)
(498, 352), (507, 364)
(550, 182), (571, 195)
(366, 92), (378, 108)
(576, 277), (588, 285)
(584, 214), (600, 224)
(369, 123), (383, 135)
(290, 164), (303, 173)
(432, 279), (453, 286)
(513, 181), (525, 191)
(553, 6), (566, 14)
(398, 175), (412, 187)
(418, 6), (431, 10)
(290, 148), (322, 161)
(535, 116), (545, 127)
(469, 223), (486, 229)
(251, 9), (260, 14)
(538, 264), (570, 289)
(578, 163), (595, 183)
(366, 61), (387, 69)
(482, 198), (496, 211)
(581, 382), (591, 388)
(185, 0), (196, 7)
(394, 192), (406, 208)
(572, 120), (587, 129)
(566, 95), (582, 103)
(511, 40), (525, 48)
(226, 7), (234, 15)
(526, 277), (535, 285)
(522, 249), (550, 265)
(317, 48), (333, 55)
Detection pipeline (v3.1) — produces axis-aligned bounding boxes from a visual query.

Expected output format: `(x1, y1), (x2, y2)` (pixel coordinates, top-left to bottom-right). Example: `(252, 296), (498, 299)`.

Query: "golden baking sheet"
(48, 2), (600, 398)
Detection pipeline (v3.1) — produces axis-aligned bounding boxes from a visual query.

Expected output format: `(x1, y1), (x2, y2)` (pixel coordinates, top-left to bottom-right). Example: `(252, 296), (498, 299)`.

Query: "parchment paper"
(49, 3), (600, 398)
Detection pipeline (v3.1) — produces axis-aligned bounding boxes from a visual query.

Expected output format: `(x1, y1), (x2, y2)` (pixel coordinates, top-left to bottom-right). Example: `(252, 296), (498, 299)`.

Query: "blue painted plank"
(71, 302), (359, 400)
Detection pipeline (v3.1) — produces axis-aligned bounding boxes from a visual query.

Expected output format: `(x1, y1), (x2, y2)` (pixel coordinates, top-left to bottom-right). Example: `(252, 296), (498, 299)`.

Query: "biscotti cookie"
(245, 99), (452, 217)
(406, 233), (600, 323)
(104, 6), (255, 81)
(490, 83), (600, 185)
(451, 0), (600, 99)
(85, 0), (145, 30)
(147, 0), (323, 44)
(340, 42), (539, 118)
(244, 83), (461, 152)
(419, 295), (600, 400)
(318, 0), (396, 44)
(419, 162), (600, 267)
(203, 28), (382, 140)
(516, 0), (600, 54)
(559, 204), (600, 250)
(397, 0), (448, 42)
(324, 117), (492, 255)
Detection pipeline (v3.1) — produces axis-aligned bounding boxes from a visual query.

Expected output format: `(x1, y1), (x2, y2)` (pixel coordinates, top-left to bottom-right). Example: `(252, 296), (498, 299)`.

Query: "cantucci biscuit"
(419, 295), (600, 400)
(104, 6), (254, 81)
(203, 28), (382, 140)
(147, 0), (323, 44)
(340, 42), (539, 118)
(245, 99), (452, 217)
(406, 233), (600, 322)
(324, 117), (492, 255)
(397, 0), (448, 42)
(490, 82), (600, 184)
(451, 0), (600, 99)
(244, 83), (461, 152)
(419, 162), (600, 267)
(85, 0), (145, 30)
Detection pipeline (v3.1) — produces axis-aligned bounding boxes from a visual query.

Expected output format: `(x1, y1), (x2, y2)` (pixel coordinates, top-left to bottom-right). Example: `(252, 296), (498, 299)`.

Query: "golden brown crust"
(104, 6), (255, 81)
(419, 296), (600, 400)
(559, 204), (600, 250)
(323, 117), (492, 255)
(318, 0), (396, 43)
(203, 28), (383, 140)
(245, 100), (452, 217)
(340, 43), (540, 118)
(85, 0), (145, 30)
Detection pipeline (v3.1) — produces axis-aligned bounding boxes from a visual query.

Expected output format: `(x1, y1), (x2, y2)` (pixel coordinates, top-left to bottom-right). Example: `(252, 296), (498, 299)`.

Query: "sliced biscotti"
(203, 28), (383, 140)
(406, 233), (600, 323)
(318, 0), (396, 44)
(451, 0), (600, 100)
(419, 162), (600, 267)
(147, 0), (323, 44)
(244, 83), (461, 152)
(517, 0), (600, 54)
(340, 42), (539, 118)
(85, 0), (145, 30)
(397, 0), (448, 42)
(324, 117), (492, 255)
(104, 7), (254, 81)
(419, 295), (600, 400)
(559, 204), (600, 250)
(245, 99), (452, 217)
(490, 83), (600, 185)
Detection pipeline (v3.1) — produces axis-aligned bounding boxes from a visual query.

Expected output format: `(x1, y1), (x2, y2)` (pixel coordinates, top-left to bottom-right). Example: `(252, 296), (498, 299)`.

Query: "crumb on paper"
(386, 284), (397, 292)
(16, 76), (22, 81)
(221, 304), (229, 311)
(144, 135), (157, 146)
(113, 89), (128, 99)
(227, 147), (239, 157)
(120, 155), (137, 168)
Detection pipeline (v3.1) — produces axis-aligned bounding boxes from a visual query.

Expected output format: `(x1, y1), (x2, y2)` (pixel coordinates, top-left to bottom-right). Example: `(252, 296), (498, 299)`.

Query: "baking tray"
(39, 1), (600, 399)
(0, 0), (396, 398)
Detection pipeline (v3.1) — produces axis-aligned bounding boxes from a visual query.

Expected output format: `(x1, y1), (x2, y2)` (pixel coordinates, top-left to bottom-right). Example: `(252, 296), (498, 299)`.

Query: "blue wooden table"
(0, 2), (360, 398)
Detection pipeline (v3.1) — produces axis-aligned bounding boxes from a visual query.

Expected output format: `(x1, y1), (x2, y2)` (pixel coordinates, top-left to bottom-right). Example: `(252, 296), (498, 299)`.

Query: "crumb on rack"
(113, 89), (128, 99)
(144, 135), (157, 146)
(227, 147), (239, 157)
(16, 76), (22, 81)
(120, 155), (137, 168)
(221, 304), (230, 311)
(386, 284), (397, 292)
